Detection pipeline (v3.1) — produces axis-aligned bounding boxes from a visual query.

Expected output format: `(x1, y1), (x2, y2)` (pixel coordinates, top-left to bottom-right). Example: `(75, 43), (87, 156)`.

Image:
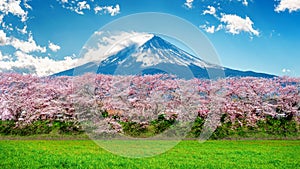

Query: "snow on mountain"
(104, 33), (154, 55)
(54, 33), (275, 79)
(75, 32), (154, 66)
(131, 35), (218, 68)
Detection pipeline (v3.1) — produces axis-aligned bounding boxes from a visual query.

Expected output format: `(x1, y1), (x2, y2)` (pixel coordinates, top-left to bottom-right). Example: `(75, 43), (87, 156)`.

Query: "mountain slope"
(54, 35), (275, 79)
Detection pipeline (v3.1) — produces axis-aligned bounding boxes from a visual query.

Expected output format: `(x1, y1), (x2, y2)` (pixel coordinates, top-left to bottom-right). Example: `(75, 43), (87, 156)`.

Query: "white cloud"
(78, 1), (90, 10)
(0, 51), (3, 61)
(0, 1), (80, 76)
(216, 24), (224, 31)
(0, 15), (4, 23)
(94, 4), (120, 16)
(275, 0), (300, 13)
(200, 12), (259, 37)
(228, 0), (249, 6)
(1, 52), (11, 61)
(0, 1), (30, 41)
(205, 26), (215, 33)
(282, 68), (291, 73)
(48, 42), (61, 52)
(9, 33), (46, 53)
(200, 25), (216, 33)
(2, 22), (14, 31)
(75, 1), (90, 15)
(184, 0), (194, 9)
(0, 51), (78, 76)
(199, 2), (259, 37)
(23, 0), (32, 10)
(23, 30), (137, 73)
(203, 6), (217, 17)
(94, 31), (103, 36)
(0, 29), (46, 53)
(16, 25), (27, 34)
(94, 6), (102, 14)
(58, 1), (120, 16)
(220, 14), (259, 36)
(58, 0), (90, 15)
(0, 0), (28, 22)
(0, 1), (40, 53)
(0, 29), (8, 45)
(242, 0), (248, 6)
(1, 28), (46, 54)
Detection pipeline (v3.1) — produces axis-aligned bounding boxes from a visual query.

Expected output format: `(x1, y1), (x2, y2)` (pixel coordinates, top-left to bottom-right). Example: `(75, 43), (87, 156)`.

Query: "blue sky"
(0, 0), (299, 76)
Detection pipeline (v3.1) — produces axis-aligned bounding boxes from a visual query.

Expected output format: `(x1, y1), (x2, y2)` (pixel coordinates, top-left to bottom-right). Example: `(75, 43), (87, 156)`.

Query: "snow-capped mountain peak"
(54, 33), (275, 79)
(129, 35), (215, 68)
(105, 33), (154, 55)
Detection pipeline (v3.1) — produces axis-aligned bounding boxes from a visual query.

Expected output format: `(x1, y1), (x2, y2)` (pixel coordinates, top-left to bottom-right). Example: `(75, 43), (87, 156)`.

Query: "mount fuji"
(54, 33), (274, 79)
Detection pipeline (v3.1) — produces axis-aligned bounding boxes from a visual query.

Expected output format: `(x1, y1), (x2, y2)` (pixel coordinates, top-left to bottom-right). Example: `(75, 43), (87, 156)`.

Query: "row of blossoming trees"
(0, 73), (299, 137)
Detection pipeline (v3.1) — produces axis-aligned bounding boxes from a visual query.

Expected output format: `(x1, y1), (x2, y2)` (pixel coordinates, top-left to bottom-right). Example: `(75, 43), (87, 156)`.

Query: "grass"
(0, 139), (299, 169)
(0, 133), (90, 140)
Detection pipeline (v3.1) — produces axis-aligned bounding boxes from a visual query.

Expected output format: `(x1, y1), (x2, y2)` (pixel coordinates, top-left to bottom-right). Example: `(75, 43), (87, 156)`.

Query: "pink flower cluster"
(0, 73), (75, 125)
(0, 73), (299, 130)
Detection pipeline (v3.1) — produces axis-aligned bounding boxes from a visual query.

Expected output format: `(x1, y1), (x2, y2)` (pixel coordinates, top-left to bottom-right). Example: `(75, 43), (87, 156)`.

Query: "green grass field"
(0, 139), (299, 169)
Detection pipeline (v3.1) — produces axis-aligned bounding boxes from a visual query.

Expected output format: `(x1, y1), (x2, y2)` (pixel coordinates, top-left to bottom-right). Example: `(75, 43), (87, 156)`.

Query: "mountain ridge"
(54, 34), (275, 79)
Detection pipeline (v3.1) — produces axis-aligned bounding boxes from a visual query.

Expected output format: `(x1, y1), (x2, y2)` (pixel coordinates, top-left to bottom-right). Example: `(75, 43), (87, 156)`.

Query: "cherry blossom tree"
(0, 73), (299, 135)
